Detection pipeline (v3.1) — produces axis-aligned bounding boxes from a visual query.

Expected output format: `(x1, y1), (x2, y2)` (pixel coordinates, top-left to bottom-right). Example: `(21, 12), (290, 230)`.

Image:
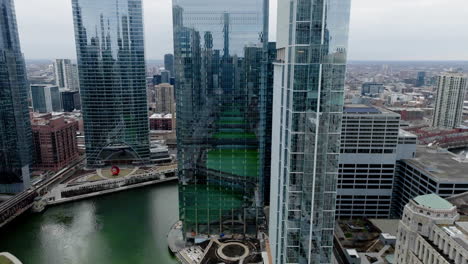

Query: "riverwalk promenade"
(42, 165), (177, 206)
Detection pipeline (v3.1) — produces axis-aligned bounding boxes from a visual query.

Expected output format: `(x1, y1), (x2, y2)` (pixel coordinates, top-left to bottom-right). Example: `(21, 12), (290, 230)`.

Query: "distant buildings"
(361, 82), (384, 96)
(164, 53), (174, 75)
(160, 69), (170, 84)
(152, 74), (162, 86)
(60, 90), (81, 112)
(336, 105), (416, 219)
(394, 193), (467, 264)
(387, 107), (426, 121)
(154, 83), (175, 114)
(72, 0), (150, 166)
(54, 59), (80, 91)
(30, 85), (62, 113)
(0, 0), (33, 193)
(415, 71), (426, 87)
(432, 72), (468, 129)
(31, 113), (79, 171)
(393, 146), (468, 217)
(269, 0), (351, 263)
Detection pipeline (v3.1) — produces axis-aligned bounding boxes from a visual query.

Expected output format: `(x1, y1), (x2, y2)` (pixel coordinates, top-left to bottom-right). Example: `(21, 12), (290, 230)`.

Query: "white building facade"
(432, 72), (468, 129)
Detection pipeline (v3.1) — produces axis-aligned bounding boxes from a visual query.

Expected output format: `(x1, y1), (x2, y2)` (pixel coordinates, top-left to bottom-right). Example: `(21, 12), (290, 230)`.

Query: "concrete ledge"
(0, 252), (22, 264)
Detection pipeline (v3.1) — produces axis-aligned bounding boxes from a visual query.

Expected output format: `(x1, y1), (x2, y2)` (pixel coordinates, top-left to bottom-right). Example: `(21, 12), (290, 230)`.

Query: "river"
(0, 182), (179, 264)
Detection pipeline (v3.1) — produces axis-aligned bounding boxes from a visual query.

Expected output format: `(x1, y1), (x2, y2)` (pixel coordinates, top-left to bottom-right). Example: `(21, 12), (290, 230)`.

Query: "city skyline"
(13, 0), (468, 61)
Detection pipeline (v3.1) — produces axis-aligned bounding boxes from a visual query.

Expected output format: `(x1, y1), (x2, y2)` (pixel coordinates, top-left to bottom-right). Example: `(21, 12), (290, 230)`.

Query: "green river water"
(0, 182), (179, 264)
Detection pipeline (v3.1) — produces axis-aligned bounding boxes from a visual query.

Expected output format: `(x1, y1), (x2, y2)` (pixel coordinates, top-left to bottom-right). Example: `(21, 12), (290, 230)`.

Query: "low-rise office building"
(393, 145), (468, 217)
(336, 105), (416, 218)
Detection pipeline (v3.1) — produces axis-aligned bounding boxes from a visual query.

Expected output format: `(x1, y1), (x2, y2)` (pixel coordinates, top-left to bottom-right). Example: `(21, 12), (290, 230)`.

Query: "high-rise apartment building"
(54, 59), (80, 91)
(30, 85), (62, 113)
(164, 53), (174, 75)
(173, 0), (269, 239)
(432, 72), (468, 129)
(0, 0), (33, 193)
(154, 83), (175, 114)
(269, 0), (351, 263)
(336, 105), (416, 219)
(71, 0), (150, 166)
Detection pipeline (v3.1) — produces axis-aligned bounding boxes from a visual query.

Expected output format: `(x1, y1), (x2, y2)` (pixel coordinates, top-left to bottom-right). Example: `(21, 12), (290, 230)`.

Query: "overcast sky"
(14, 0), (468, 61)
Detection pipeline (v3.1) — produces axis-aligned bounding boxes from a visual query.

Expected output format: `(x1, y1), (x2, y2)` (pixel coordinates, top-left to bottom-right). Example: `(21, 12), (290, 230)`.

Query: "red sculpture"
(111, 166), (120, 176)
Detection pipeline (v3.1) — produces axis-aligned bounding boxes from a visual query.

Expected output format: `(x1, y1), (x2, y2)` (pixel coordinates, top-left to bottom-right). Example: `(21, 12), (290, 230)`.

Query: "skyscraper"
(0, 0), (33, 193)
(54, 59), (80, 91)
(164, 53), (174, 75)
(71, 0), (150, 166)
(432, 72), (467, 129)
(173, 0), (269, 239)
(415, 71), (425, 87)
(30, 85), (62, 113)
(61, 90), (81, 112)
(269, 0), (351, 263)
(160, 69), (170, 84)
(263, 42), (276, 205)
(154, 83), (175, 114)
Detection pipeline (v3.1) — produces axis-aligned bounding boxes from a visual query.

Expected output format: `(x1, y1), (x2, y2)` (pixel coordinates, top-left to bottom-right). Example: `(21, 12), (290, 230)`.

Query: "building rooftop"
(413, 194), (454, 210)
(150, 113), (172, 119)
(344, 104), (381, 114)
(398, 129), (417, 139)
(404, 146), (468, 182)
(344, 104), (398, 116)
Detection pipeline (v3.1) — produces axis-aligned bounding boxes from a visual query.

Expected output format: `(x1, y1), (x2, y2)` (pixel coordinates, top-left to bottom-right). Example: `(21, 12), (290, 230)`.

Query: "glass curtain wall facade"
(173, 0), (269, 239)
(269, 0), (351, 263)
(71, 0), (150, 166)
(0, 0), (33, 193)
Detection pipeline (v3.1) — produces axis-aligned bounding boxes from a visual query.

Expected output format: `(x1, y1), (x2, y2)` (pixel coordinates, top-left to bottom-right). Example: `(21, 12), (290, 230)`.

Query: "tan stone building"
(395, 193), (468, 264)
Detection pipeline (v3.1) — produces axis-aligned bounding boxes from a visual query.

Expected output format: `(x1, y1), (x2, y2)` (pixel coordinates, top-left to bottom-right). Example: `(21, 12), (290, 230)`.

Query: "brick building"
(31, 113), (79, 171)
(149, 113), (173, 131)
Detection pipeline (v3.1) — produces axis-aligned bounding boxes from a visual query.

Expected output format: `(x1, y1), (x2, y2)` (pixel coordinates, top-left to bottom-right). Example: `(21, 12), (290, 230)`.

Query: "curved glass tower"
(72, 0), (150, 166)
(269, 0), (351, 263)
(173, 0), (269, 239)
(0, 0), (33, 193)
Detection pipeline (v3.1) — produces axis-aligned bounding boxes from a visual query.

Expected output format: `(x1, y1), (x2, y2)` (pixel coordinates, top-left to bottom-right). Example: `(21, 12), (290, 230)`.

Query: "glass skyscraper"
(173, 0), (269, 239)
(0, 0), (33, 193)
(71, 0), (150, 166)
(269, 0), (351, 263)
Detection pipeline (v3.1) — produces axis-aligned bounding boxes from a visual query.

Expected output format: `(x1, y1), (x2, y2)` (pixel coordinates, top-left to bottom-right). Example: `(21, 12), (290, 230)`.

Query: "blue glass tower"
(0, 0), (33, 193)
(71, 0), (150, 166)
(173, 0), (269, 239)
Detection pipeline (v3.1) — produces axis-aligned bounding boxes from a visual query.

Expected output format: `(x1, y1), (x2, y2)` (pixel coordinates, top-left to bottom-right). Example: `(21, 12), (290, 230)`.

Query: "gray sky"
(15, 0), (468, 61)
